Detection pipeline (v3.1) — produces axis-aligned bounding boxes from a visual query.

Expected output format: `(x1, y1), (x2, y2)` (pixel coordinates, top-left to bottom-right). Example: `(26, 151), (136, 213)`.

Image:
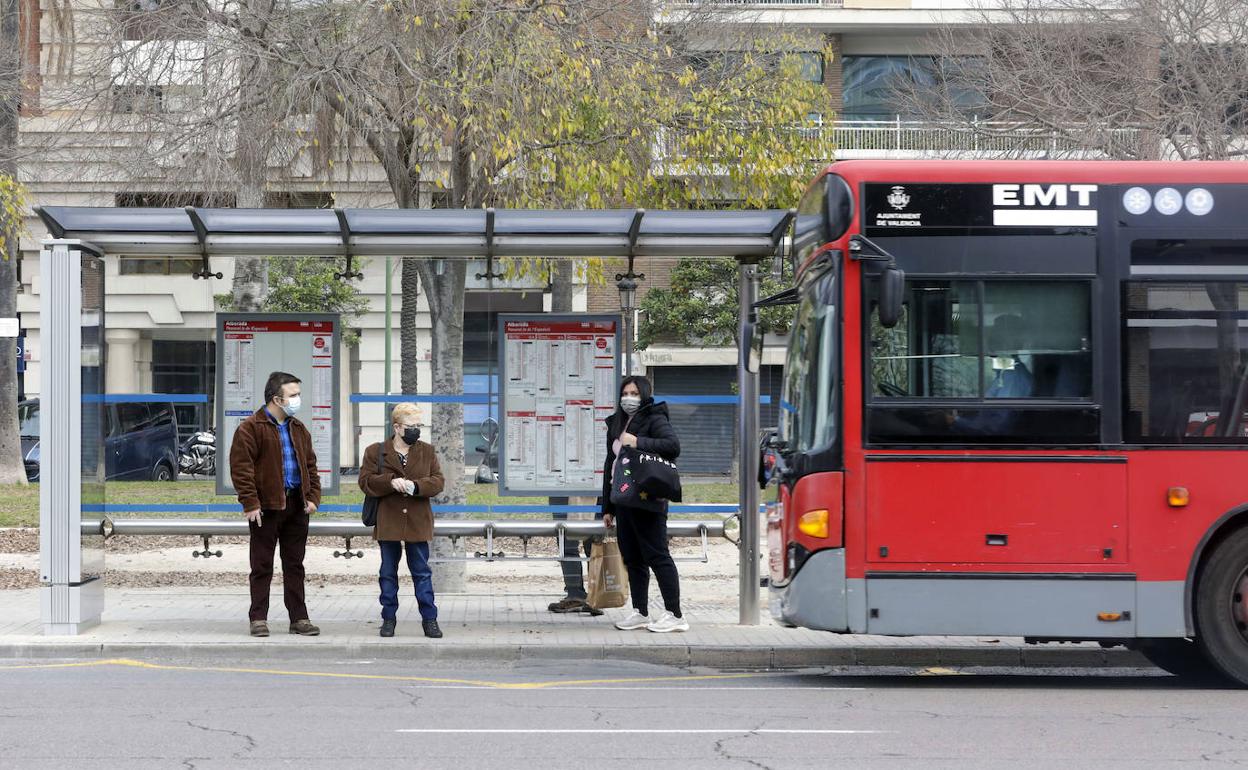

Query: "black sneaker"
(380, 619), (396, 638)
(422, 619), (443, 639)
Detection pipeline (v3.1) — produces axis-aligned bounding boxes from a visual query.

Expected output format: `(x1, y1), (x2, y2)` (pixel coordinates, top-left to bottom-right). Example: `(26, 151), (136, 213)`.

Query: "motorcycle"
(178, 428), (217, 477)
(474, 418), (499, 484)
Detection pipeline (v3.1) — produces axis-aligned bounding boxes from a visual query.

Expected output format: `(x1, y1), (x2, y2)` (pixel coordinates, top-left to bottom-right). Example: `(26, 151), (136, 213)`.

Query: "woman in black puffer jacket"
(601, 375), (687, 633)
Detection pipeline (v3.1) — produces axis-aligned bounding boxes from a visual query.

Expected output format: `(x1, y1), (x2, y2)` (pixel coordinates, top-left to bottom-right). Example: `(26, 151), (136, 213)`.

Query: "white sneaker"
(646, 611), (690, 633)
(615, 611), (651, 630)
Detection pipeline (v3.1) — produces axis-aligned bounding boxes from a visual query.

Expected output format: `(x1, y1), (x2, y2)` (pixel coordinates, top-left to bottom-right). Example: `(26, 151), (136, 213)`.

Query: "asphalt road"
(0, 657), (1241, 769)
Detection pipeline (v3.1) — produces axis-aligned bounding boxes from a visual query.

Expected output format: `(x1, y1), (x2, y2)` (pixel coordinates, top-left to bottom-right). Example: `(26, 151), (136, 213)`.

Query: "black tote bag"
(631, 450), (682, 502)
(608, 446), (678, 513)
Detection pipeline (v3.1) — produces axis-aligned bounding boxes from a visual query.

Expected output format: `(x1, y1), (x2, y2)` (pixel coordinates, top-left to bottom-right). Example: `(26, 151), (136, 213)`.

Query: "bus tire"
(1135, 638), (1222, 683)
(1194, 527), (1248, 687)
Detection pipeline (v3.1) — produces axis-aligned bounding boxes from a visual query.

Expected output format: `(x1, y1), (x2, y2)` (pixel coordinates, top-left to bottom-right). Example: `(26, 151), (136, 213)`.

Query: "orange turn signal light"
(798, 509), (830, 539)
(1168, 487), (1190, 507)
(1097, 612), (1124, 622)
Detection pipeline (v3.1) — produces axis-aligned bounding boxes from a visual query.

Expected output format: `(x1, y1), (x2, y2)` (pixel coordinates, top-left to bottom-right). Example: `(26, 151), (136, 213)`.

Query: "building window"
(265, 191), (334, 209)
(841, 55), (986, 120)
(111, 84), (164, 113)
(688, 50), (824, 85)
(116, 0), (201, 41)
(116, 192), (234, 275)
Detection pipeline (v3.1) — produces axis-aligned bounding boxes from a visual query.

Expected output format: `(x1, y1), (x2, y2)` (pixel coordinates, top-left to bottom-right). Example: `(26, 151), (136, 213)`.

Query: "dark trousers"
(248, 490), (310, 622)
(554, 510), (594, 601)
(379, 540), (437, 621)
(615, 505), (681, 618)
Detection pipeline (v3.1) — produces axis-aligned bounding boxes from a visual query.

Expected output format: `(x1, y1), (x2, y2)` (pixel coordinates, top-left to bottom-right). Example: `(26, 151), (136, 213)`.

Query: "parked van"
(20, 399), (180, 482)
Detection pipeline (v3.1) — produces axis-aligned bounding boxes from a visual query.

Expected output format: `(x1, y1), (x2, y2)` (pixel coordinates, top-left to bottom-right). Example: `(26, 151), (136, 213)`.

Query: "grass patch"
(0, 480), (741, 528)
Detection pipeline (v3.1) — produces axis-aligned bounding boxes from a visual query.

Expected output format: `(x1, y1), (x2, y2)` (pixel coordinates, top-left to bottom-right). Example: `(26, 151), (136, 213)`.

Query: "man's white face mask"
(990, 356), (1015, 371)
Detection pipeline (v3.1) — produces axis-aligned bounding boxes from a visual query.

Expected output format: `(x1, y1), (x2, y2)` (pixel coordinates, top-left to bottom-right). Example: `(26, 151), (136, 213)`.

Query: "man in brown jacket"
(230, 371), (322, 637)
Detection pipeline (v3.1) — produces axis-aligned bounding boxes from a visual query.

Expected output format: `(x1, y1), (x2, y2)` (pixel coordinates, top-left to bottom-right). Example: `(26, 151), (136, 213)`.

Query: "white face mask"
(620, 395), (641, 414)
(282, 395), (302, 417)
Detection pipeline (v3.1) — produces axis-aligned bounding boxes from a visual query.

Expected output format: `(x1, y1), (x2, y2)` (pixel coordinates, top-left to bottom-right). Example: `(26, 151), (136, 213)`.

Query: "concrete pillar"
(105, 328), (140, 393)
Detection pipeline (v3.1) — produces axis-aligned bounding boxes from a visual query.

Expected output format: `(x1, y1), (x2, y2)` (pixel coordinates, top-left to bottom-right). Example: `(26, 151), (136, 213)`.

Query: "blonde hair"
(390, 402), (421, 427)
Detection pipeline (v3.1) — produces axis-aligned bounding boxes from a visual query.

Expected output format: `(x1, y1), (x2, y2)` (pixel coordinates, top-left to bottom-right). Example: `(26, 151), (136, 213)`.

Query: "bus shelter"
(32, 205), (791, 634)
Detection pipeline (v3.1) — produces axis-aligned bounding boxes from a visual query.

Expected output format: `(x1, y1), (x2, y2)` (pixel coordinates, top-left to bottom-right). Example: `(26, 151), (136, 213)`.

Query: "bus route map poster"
(215, 313), (340, 497)
(497, 314), (621, 496)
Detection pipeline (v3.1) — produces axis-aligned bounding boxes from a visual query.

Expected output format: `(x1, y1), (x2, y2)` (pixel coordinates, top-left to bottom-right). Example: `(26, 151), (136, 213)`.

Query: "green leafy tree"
(637, 259), (793, 350)
(216, 258), (368, 345)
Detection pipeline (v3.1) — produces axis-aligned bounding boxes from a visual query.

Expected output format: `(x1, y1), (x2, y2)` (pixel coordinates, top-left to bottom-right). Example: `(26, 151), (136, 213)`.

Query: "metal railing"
(82, 517), (737, 563)
(692, 0), (840, 5)
(656, 118), (1141, 160)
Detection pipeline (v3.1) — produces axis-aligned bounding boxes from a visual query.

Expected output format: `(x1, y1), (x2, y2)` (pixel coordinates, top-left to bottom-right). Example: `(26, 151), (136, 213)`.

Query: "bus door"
(860, 275), (1131, 635)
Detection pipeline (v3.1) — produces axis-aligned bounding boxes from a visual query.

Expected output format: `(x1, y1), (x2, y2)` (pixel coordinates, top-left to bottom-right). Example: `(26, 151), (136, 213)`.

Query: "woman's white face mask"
(620, 395), (642, 414)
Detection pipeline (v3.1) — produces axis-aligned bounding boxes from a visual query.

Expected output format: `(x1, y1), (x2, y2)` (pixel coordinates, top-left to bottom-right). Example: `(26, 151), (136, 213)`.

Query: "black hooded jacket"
(600, 398), (681, 514)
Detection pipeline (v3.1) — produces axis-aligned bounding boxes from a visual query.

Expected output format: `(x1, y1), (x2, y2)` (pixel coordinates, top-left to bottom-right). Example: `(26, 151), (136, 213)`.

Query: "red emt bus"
(764, 160), (1248, 683)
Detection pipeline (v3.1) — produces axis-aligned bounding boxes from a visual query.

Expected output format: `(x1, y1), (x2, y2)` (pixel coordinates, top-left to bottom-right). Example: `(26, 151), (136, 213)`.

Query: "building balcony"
(657, 118), (1138, 164)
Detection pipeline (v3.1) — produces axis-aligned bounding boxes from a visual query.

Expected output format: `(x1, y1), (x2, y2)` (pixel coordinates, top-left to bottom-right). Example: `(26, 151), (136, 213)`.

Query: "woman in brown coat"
(358, 402), (445, 638)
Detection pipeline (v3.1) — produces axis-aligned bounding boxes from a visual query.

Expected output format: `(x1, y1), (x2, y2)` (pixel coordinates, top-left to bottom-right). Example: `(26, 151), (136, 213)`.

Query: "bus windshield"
(781, 268), (837, 454)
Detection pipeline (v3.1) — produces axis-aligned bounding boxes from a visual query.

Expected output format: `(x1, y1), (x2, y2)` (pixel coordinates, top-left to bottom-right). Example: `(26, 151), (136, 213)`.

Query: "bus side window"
(867, 278), (1097, 445)
(1124, 274), (1248, 444)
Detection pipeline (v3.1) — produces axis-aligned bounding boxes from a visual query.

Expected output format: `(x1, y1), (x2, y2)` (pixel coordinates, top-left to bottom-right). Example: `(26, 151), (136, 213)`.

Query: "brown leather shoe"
(548, 597), (589, 613)
(249, 620), (270, 637)
(289, 619), (320, 636)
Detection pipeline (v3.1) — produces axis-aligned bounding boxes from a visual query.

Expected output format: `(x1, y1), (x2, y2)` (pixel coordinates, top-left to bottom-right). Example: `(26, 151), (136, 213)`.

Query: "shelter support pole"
(737, 261), (761, 625)
(39, 241), (105, 634)
(384, 256), (392, 394)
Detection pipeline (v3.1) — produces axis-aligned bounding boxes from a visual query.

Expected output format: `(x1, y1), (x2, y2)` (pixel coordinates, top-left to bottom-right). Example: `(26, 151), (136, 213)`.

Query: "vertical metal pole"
(622, 311), (633, 376)
(737, 262), (760, 625)
(384, 256), (393, 393)
(39, 242), (104, 634)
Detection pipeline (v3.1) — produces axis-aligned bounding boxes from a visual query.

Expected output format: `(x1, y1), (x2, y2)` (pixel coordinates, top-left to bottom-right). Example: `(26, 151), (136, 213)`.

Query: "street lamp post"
(615, 265), (643, 376)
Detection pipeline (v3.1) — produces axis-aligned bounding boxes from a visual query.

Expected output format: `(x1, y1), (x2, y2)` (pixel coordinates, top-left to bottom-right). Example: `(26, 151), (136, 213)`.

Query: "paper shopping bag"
(587, 538), (629, 610)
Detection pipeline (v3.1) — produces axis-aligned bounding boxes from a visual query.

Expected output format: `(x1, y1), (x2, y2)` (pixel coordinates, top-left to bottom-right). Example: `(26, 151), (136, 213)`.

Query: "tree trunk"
(400, 256), (420, 395)
(416, 259), (469, 590)
(229, 1), (272, 312)
(0, 0), (26, 486)
(552, 260), (574, 314)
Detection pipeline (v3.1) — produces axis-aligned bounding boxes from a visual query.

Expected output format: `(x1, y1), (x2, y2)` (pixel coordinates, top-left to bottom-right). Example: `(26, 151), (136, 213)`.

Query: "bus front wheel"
(1194, 527), (1248, 687)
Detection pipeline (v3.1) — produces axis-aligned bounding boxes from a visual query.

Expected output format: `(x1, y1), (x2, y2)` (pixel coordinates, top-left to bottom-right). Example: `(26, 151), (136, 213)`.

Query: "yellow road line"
(0, 657), (776, 689)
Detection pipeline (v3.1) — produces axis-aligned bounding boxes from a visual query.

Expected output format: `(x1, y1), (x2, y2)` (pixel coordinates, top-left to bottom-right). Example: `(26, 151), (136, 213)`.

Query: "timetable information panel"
(215, 313), (340, 497)
(498, 314), (620, 496)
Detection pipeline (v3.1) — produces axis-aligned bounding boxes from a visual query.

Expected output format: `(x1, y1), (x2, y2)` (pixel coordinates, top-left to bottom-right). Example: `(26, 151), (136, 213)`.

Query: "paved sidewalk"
(0, 586), (1150, 669)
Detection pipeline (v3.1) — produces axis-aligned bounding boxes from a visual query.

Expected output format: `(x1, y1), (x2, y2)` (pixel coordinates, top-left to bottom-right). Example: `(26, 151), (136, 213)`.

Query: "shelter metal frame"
(34, 205), (793, 634)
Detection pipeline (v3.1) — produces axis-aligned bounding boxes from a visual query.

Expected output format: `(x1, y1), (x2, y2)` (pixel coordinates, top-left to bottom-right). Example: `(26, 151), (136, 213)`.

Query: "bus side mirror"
(878, 267), (904, 329)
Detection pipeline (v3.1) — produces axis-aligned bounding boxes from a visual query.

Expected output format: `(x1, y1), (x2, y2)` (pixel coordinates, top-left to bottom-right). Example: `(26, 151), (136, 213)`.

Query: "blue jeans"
(378, 540), (437, 621)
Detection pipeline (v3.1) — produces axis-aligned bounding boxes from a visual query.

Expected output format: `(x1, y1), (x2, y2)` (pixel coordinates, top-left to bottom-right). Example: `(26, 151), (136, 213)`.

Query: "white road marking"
(397, 729), (884, 735)
(512, 686), (867, 691)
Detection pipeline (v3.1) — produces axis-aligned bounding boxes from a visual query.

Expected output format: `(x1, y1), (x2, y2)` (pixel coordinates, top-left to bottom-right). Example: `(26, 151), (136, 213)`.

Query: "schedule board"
(215, 313), (340, 497)
(498, 314), (620, 496)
